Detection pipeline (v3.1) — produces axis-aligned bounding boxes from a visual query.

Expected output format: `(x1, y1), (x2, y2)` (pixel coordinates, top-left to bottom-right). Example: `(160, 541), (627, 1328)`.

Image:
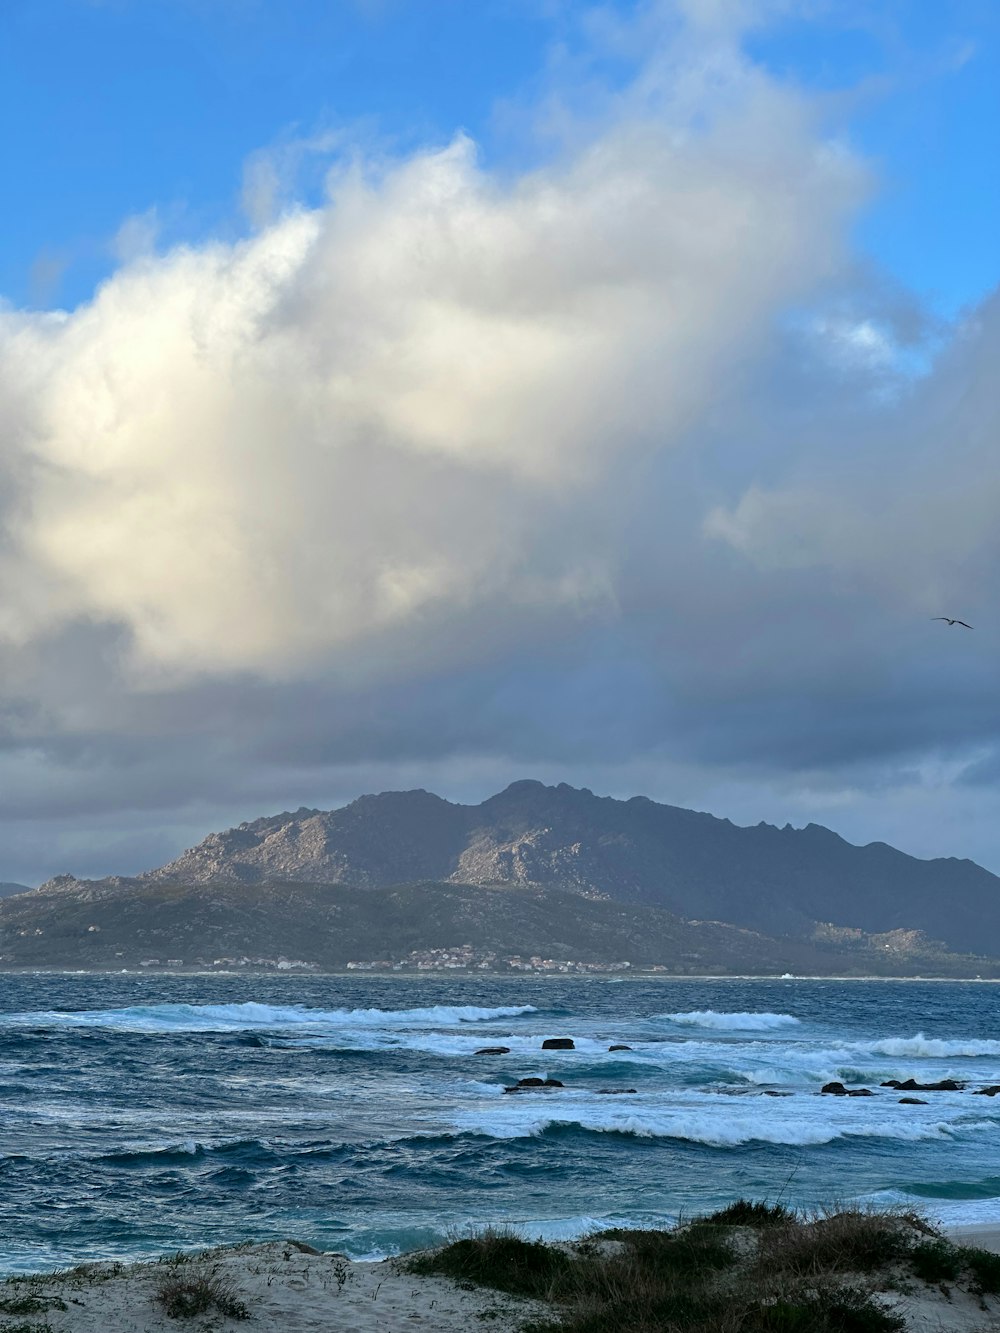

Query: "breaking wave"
(865, 1035), (1000, 1060)
(452, 1102), (984, 1148)
(662, 1011), (801, 1030)
(0, 1002), (538, 1033)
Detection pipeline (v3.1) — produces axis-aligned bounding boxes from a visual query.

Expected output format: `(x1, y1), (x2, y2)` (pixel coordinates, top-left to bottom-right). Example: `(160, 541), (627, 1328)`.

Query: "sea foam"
(662, 1011), (801, 1030)
(1, 1001), (538, 1033)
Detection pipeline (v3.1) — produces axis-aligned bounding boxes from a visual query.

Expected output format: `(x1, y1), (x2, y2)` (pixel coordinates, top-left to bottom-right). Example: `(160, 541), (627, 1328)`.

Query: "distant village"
(347, 946), (654, 974)
(134, 944), (663, 973)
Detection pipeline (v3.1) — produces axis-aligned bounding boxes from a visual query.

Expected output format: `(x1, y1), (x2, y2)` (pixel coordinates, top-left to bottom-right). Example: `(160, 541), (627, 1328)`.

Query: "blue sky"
(0, 0), (998, 885)
(3, 0), (998, 315)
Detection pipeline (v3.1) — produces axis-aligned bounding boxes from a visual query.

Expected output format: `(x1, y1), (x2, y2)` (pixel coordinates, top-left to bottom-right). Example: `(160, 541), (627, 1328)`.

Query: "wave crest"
(867, 1034), (1000, 1060)
(0, 1001), (537, 1033)
(663, 1011), (801, 1031)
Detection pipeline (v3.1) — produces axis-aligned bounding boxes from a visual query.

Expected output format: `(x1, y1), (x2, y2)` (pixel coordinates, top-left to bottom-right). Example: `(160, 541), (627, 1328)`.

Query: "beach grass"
(153, 1268), (250, 1320)
(404, 1202), (1000, 1332)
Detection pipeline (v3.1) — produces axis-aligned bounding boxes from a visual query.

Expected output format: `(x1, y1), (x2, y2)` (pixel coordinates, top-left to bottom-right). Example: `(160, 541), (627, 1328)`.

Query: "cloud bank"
(0, 4), (997, 882)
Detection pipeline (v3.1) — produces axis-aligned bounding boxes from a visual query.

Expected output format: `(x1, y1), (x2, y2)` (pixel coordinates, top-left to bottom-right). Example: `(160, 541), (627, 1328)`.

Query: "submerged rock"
(595, 1088), (637, 1095)
(608, 1045), (632, 1052)
(888, 1078), (963, 1092)
(474, 1046), (511, 1055)
(503, 1077), (565, 1093)
(974, 1085), (1000, 1096)
(898, 1097), (928, 1105)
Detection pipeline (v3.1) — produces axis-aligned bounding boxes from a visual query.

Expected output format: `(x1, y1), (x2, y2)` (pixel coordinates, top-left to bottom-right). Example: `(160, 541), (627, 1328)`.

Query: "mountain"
(0, 882), (30, 898)
(32, 779), (1000, 959)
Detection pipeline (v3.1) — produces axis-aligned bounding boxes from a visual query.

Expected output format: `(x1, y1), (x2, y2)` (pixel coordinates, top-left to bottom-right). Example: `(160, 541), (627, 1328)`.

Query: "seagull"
(932, 617), (974, 628)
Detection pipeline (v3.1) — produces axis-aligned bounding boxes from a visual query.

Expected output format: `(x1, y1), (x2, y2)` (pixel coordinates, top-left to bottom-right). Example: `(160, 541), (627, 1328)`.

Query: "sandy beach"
(945, 1224), (1000, 1253)
(4, 1223), (1000, 1333)
(0, 1241), (546, 1332)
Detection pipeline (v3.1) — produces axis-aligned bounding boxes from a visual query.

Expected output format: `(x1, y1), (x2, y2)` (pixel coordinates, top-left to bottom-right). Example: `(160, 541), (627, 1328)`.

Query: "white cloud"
(0, 51), (863, 682)
(2, 4), (996, 883)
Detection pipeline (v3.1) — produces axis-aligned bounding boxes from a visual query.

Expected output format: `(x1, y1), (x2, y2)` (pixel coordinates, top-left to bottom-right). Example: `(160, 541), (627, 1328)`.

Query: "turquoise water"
(1, 974), (999, 1275)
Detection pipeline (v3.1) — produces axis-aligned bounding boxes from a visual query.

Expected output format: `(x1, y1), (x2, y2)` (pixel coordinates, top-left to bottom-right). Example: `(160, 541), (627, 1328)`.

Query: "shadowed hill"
(32, 780), (1000, 959)
(2, 877), (996, 975)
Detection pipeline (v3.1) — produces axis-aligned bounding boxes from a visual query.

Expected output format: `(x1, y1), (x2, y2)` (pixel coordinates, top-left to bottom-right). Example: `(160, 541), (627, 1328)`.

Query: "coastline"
(0, 1241), (545, 1333)
(5, 1221), (1000, 1333)
(945, 1224), (1000, 1253)
(2, 966), (1000, 981)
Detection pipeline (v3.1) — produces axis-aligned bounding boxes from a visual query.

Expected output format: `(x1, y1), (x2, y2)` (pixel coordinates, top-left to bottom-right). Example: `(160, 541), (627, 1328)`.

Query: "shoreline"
(944, 1223), (1000, 1252)
(3, 967), (1000, 981)
(9, 1217), (1000, 1284)
(4, 1220), (1000, 1333)
(0, 1241), (546, 1333)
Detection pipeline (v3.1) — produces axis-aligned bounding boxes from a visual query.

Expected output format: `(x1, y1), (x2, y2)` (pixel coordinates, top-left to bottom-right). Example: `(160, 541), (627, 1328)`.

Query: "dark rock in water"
(608, 1045), (632, 1052)
(474, 1046), (511, 1055)
(895, 1078), (963, 1092)
(847, 1088), (874, 1097)
(898, 1097), (928, 1105)
(973, 1085), (1000, 1096)
(503, 1077), (564, 1094)
(542, 1037), (575, 1050)
(762, 1090), (792, 1097)
(821, 1082), (849, 1095)
(595, 1088), (637, 1095)
(881, 1080), (902, 1089)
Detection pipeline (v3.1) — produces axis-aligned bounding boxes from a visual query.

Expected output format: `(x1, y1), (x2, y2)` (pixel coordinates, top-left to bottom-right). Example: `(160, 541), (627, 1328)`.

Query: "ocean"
(2, 973), (999, 1276)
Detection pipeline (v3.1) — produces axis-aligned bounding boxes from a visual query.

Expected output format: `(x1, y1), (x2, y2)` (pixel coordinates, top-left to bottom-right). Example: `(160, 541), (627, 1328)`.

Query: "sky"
(0, 0), (998, 885)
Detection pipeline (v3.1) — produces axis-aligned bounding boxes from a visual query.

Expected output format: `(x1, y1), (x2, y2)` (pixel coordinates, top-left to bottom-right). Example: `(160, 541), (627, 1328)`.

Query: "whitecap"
(0, 1001), (538, 1034)
(450, 1088), (992, 1149)
(661, 1011), (801, 1031)
(867, 1034), (1000, 1060)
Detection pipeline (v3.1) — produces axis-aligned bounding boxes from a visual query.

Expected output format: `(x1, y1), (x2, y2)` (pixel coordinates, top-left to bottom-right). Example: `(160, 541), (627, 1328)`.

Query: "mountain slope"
(1, 878), (993, 976)
(40, 780), (1000, 957)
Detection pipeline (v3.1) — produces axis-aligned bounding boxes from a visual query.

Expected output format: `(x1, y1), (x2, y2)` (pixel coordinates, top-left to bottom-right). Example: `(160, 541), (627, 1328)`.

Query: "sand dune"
(0, 1241), (543, 1332)
(4, 1225), (999, 1332)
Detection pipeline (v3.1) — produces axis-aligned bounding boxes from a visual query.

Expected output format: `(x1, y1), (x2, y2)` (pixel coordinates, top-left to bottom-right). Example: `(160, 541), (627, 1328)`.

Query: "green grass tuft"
(154, 1269), (250, 1320)
(745, 1287), (905, 1332)
(760, 1209), (914, 1275)
(959, 1244), (1000, 1295)
(909, 1239), (962, 1283)
(609, 1223), (737, 1277)
(0, 1297), (66, 1316)
(703, 1200), (796, 1228)
(406, 1228), (571, 1299)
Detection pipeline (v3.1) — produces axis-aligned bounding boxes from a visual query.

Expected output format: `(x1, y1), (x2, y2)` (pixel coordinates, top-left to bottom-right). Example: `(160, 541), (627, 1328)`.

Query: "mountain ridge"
(34, 780), (1000, 958)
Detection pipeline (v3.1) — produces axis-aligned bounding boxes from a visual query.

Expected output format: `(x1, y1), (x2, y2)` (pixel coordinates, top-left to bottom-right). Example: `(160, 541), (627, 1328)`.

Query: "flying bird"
(932, 617), (974, 628)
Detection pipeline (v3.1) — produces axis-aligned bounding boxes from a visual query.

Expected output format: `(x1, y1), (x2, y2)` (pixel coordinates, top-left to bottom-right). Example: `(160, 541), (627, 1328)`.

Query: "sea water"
(1, 973), (999, 1275)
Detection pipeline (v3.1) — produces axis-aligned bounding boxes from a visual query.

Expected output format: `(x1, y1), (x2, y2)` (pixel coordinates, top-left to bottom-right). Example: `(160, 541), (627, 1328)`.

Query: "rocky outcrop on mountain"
(34, 778), (1000, 958)
(142, 791), (471, 888)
